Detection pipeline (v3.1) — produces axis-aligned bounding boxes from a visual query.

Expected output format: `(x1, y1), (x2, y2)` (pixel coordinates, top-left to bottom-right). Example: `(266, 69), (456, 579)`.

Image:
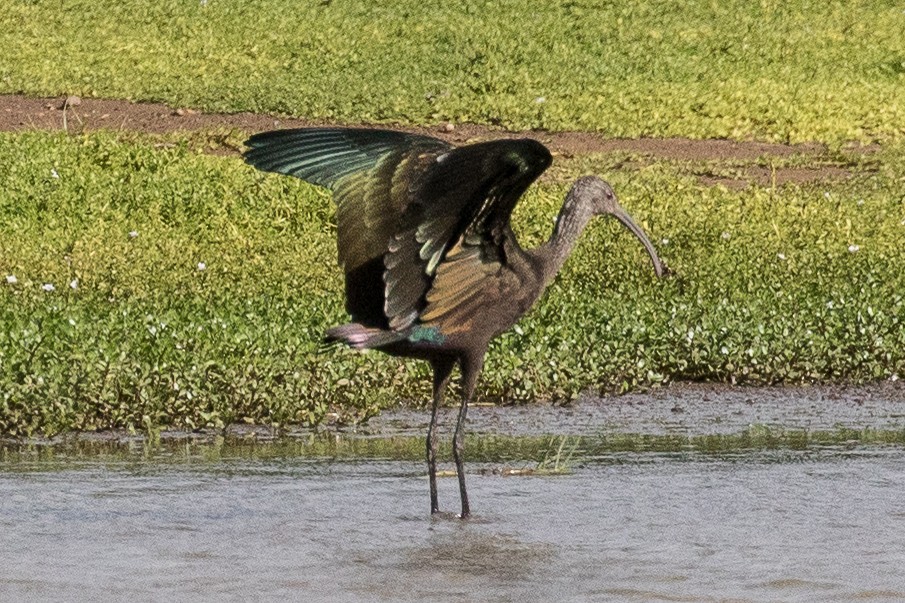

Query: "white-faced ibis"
(244, 128), (664, 518)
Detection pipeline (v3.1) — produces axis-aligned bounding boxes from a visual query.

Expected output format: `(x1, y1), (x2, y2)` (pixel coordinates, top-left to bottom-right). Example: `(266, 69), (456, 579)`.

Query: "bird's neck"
(535, 192), (594, 285)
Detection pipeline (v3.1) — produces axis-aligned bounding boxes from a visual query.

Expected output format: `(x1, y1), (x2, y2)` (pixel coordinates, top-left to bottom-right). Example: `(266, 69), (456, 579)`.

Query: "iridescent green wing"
(244, 127), (450, 273)
(245, 128), (450, 326)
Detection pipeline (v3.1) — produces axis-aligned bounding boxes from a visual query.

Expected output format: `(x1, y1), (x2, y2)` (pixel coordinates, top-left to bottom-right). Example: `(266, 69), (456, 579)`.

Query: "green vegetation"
(2, 130), (904, 435)
(2, 1), (904, 436)
(534, 436), (581, 475)
(2, 0), (904, 142)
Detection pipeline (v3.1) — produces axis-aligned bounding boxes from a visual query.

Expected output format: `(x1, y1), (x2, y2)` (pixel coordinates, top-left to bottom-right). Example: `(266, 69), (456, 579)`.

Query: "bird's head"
(570, 176), (665, 277)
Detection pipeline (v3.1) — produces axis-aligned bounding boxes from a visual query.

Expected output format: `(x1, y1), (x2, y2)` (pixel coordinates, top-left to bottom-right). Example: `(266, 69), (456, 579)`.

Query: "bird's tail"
(325, 323), (406, 350)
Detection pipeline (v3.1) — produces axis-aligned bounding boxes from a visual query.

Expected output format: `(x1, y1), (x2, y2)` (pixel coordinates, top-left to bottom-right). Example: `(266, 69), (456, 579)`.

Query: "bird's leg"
(453, 395), (471, 518)
(453, 354), (484, 519)
(428, 358), (455, 515)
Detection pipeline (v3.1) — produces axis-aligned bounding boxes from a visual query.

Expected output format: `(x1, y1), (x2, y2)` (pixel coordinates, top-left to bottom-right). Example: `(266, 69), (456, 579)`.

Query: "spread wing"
(244, 129), (552, 336)
(245, 128), (448, 327)
(244, 128), (449, 273)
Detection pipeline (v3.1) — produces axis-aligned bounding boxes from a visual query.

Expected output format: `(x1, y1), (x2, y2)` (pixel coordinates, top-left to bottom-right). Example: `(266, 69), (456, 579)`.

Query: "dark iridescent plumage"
(244, 127), (664, 517)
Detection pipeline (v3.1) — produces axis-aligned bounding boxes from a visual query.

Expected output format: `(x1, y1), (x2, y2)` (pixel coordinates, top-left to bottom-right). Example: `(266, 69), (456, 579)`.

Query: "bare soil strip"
(0, 93), (872, 187)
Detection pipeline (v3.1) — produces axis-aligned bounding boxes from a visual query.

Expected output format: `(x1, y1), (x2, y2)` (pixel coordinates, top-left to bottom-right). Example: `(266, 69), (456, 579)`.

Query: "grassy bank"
(2, 0), (904, 142)
(2, 130), (904, 435)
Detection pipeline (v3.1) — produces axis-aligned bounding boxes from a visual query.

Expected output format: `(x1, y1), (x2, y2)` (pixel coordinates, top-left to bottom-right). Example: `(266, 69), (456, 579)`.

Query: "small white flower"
(720, 346), (729, 355)
(661, 238), (670, 245)
(848, 244), (860, 253)
(42, 283), (55, 292)
(534, 96), (546, 104)
(721, 231), (731, 240)
(69, 278), (79, 290)
(128, 231), (138, 239)
(857, 199), (864, 206)
(5, 275), (17, 284)
(823, 191), (830, 199)
(891, 373), (899, 382)
(68, 318), (76, 326)
(777, 253), (786, 261)
(197, 262), (206, 271)
(51, 168), (60, 179)
(826, 301), (834, 309)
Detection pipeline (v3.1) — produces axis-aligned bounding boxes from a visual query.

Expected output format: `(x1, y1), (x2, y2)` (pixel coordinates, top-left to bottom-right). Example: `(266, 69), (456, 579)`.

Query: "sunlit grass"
(1, 0), (903, 142)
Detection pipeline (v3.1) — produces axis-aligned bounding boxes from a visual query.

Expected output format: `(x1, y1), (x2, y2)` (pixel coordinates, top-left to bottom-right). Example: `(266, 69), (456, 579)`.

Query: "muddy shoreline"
(4, 382), (902, 449)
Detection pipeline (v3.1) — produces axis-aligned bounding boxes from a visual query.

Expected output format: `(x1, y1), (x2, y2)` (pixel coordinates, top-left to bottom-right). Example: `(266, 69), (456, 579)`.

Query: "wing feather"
(244, 128), (442, 190)
(244, 129), (551, 336)
(383, 139), (551, 331)
(245, 128), (448, 327)
(420, 243), (521, 336)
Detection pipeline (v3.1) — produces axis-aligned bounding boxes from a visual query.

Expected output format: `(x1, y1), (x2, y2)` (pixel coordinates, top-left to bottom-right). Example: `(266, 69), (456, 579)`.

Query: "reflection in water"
(411, 528), (550, 579)
(358, 526), (555, 602)
(1, 449), (904, 602)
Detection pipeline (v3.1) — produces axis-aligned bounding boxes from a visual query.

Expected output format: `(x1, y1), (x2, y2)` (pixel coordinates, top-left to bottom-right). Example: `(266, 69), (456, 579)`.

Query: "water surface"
(3, 384), (905, 602)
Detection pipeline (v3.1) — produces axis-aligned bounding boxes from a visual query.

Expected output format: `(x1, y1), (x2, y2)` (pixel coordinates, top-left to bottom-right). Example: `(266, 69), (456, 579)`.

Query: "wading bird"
(244, 128), (664, 518)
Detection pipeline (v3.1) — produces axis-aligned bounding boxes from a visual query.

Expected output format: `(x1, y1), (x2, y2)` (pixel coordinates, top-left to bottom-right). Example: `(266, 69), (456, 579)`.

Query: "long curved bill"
(610, 205), (665, 277)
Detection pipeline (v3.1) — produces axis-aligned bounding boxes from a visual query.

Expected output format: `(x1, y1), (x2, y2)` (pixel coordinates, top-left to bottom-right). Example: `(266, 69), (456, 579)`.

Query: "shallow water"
(2, 449), (904, 601)
(2, 384), (905, 602)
